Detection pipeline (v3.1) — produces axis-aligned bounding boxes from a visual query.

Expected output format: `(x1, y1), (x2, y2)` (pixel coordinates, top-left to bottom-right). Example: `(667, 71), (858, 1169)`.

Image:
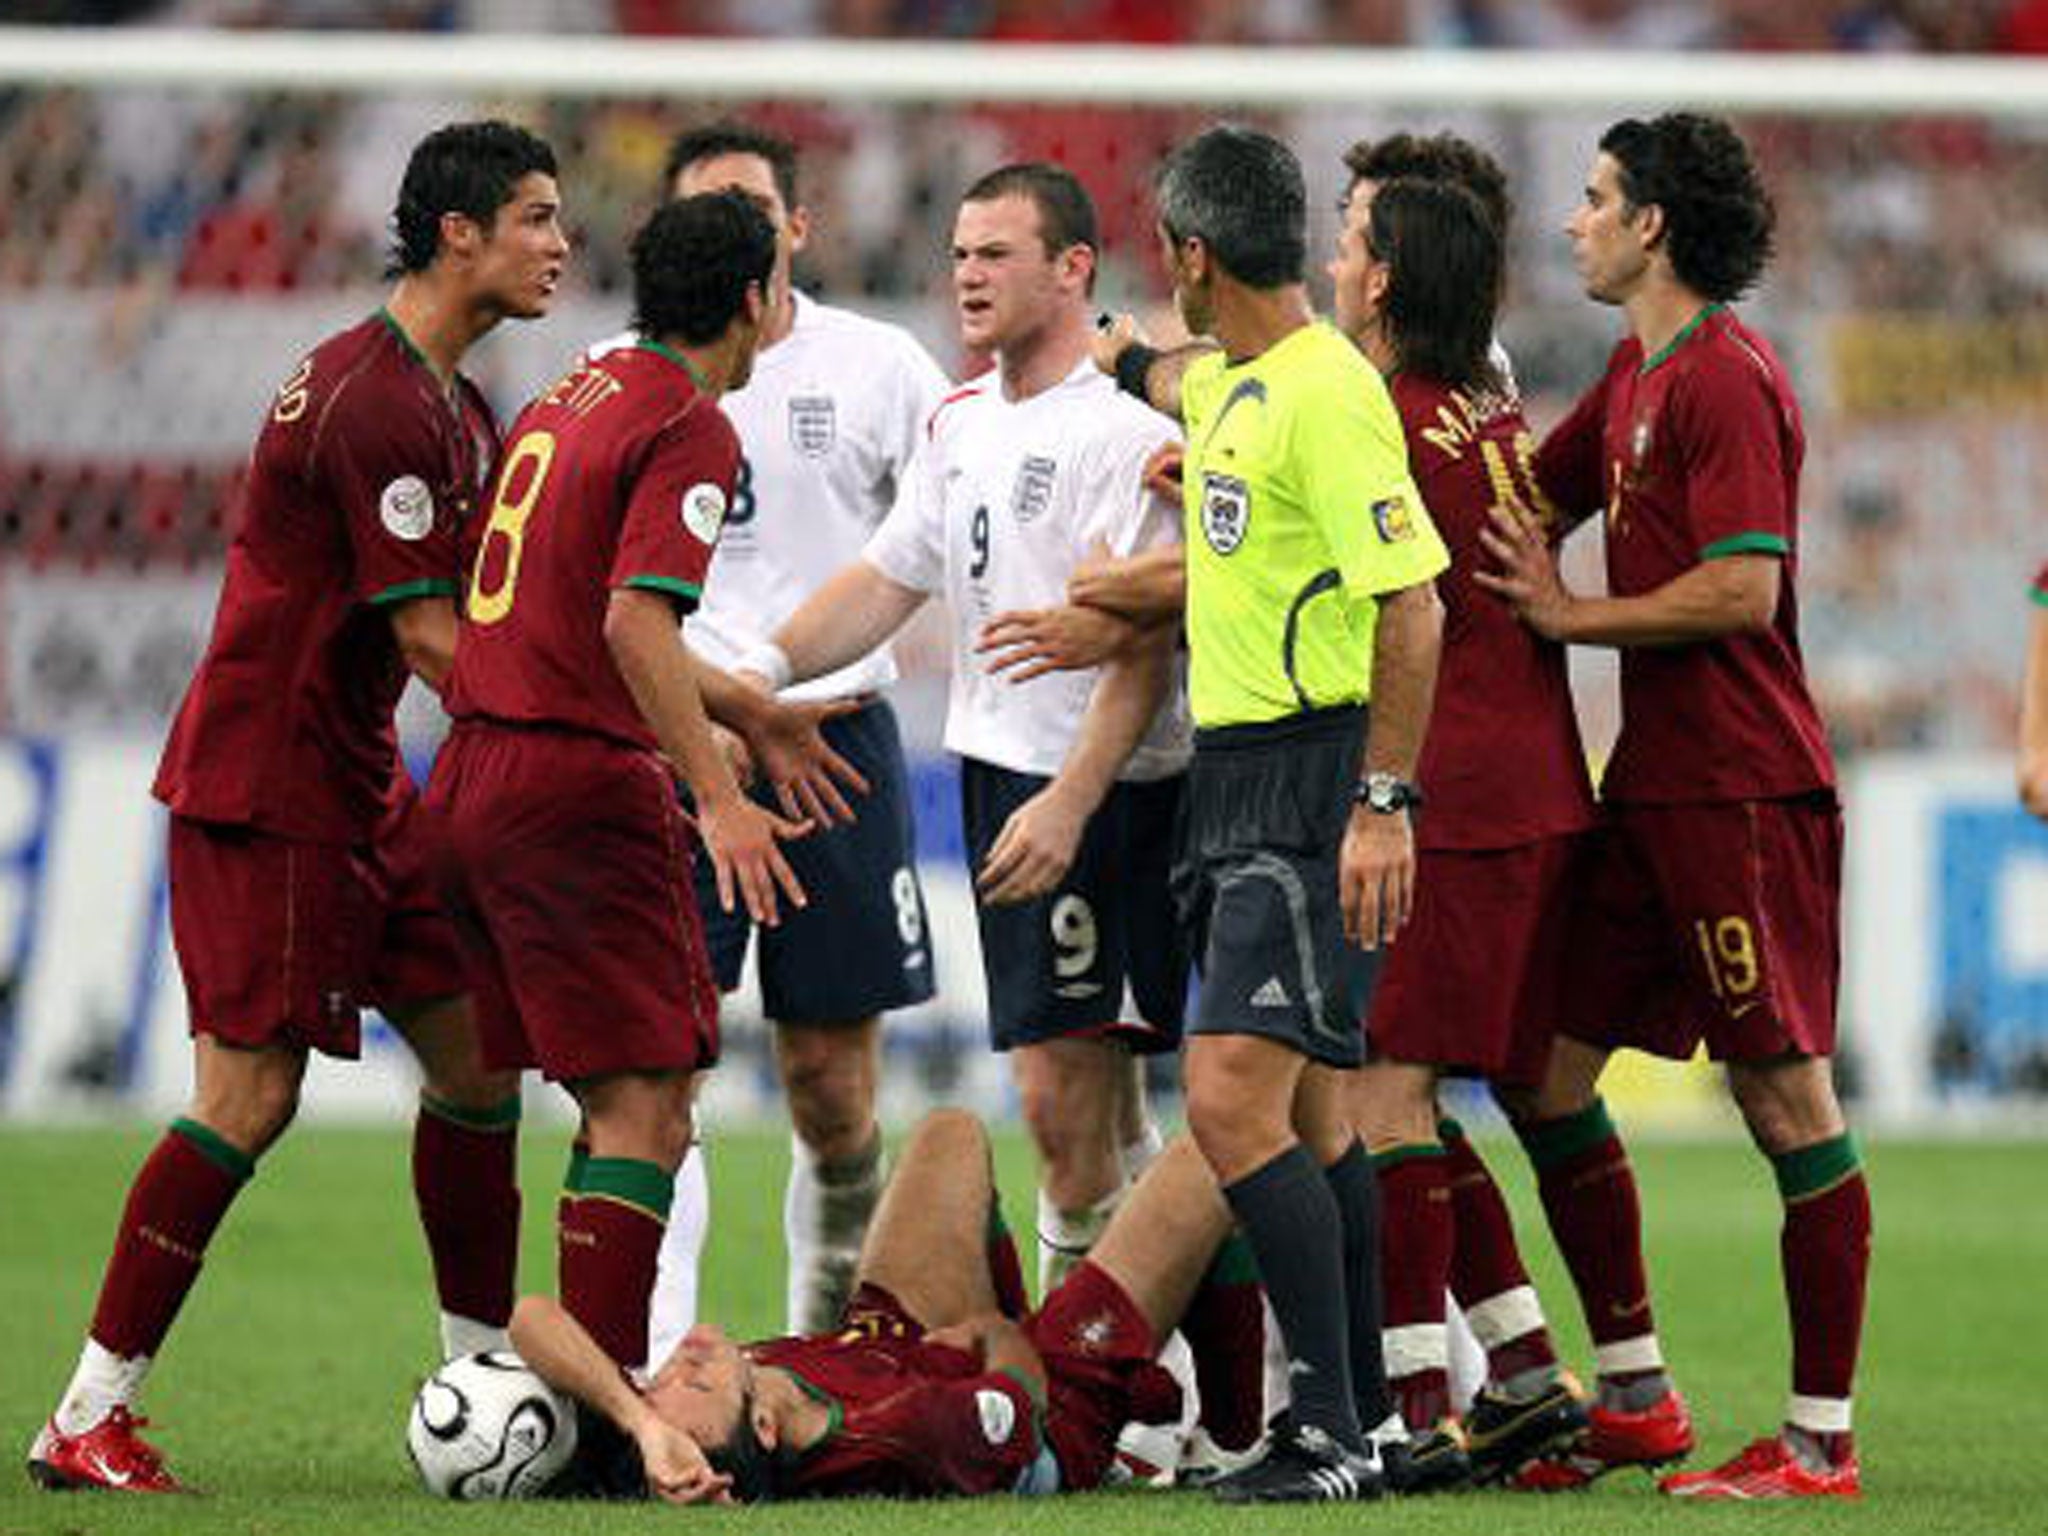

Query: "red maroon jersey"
(749, 1330), (1043, 1498)
(1392, 373), (1594, 849)
(1534, 305), (1835, 804)
(446, 342), (736, 748)
(2033, 563), (2048, 603)
(154, 311), (496, 842)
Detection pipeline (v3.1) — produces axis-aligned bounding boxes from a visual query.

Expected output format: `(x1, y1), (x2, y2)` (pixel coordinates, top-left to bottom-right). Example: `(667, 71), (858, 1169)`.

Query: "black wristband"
(1113, 342), (1162, 401)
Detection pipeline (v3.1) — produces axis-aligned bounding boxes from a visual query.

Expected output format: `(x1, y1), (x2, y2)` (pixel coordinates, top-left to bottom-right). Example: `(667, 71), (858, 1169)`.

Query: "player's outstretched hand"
(748, 695), (871, 828)
(1339, 806), (1415, 950)
(1474, 502), (1575, 638)
(634, 1419), (733, 1506)
(978, 605), (1132, 681)
(1140, 440), (1185, 499)
(700, 795), (812, 927)
(711, 722), (756, 789)
(978, 786), (1087, 906)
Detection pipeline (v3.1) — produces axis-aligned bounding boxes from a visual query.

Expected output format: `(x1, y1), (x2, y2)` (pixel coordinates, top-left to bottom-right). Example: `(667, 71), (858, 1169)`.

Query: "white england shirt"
(864, 356), (1191, 782)
(592, 293), (949, 702)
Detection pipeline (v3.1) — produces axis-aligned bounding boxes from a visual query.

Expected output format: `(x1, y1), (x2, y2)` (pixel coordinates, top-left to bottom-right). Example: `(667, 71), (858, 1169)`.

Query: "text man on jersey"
(735, 163), (1191, 1305)
(1480, 112), (1869, 1502)
(30, 121), (567, 1495)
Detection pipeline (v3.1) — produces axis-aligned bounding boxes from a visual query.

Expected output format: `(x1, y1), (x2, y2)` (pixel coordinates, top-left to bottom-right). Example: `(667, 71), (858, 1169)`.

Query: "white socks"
(785, 1132), (883, 1335)
(53, 1340), (149, 1436)
(648, 1141), (710, 1370)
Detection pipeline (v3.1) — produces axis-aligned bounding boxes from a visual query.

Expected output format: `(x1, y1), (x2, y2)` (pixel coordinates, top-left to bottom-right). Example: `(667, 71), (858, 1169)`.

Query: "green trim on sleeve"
(2031, 584), (2048, 609)
(621, 575), (703, 605)
(367, 577), (458, 608)
(1701, 532), (1790, 561)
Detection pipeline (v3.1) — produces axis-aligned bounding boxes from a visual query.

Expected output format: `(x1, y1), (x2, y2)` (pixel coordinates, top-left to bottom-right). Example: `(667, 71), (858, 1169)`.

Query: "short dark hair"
(1369, 178), (1503, 394)
(629, 190), (776, 347)
(1599, 112), (1775, 303)
(1155, 123), (1306, 289)
(961, 162), (1100, 261)
(703, 1385), (780, 1503)
(662, 120), (800, 211)
(387, 119), (557, 277)
(1342, 130), (1511, 237)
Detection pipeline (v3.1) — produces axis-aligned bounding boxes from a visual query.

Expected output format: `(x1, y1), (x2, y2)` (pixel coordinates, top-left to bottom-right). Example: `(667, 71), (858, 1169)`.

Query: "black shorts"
(960, 758), (1188, 1054)
(694, 700), (935, 1023)
(1174, 706), (1379, 1069)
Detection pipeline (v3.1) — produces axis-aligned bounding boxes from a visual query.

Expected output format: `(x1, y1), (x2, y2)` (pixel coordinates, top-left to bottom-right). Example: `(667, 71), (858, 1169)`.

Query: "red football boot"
(1507, 1387), (1694, 1491)
(1660, 1435), (1861, 1501)
(27, 1408), (186, 1493)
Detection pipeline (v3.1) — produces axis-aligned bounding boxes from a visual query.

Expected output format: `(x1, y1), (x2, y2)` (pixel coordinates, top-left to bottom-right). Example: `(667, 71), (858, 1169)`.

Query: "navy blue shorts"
(1174, 707), (1379, 1070)
(695, 700), (935, 1024)
(960, 758), (1187, 1054)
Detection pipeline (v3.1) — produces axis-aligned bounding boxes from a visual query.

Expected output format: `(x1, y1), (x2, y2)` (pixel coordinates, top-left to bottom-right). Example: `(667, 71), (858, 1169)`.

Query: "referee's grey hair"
(1154, 124), (1307, 289)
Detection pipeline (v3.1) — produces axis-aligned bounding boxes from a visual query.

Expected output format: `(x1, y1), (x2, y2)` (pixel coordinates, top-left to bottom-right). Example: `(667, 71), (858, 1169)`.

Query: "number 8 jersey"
(446, 340), (739, 749)
(863, 357), (1189, 781)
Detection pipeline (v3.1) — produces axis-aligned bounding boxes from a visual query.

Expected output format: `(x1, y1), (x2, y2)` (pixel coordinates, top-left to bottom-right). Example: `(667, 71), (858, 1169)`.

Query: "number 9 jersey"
(446, 340), (739, 746)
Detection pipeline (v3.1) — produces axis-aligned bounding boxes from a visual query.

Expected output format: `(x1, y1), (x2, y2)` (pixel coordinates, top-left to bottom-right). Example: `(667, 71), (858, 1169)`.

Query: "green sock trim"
(1772, 1133), (1861, 1201)
(1516, 1099), (1617, 1171)
(1203, 1230), (1261, 1288)
(420, 1092), (523, 1131)
(564, 1142), (590, 1195)
(1371, 1140), (1447, 1173)
(1436, 1116), (1467, 1145)
(171, 1117), (256, 1182)
(577, 1156), (674, 1218)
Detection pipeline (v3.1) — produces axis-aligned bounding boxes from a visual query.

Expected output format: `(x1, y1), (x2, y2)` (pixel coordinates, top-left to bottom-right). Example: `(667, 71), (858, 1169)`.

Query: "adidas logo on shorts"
(1250, 977), (1291, 1008)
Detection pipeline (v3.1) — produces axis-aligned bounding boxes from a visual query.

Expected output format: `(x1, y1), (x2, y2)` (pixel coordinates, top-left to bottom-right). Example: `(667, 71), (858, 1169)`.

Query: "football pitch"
(0, 1122), (2037, 1535)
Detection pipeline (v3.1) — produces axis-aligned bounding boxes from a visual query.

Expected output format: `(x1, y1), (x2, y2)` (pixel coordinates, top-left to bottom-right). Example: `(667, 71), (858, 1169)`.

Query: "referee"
(1106, 123), (1446, 1503)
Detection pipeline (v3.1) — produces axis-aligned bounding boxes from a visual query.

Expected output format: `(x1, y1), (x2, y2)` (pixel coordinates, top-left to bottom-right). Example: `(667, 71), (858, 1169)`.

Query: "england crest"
(789, 395), (836, 458)
(1010, 455), (1057, 525)
(1201, 472), (1250, 555)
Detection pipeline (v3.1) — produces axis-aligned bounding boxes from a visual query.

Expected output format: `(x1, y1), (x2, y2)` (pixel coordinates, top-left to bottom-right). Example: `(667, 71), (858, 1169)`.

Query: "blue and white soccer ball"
(407, 1350), (579, 1499)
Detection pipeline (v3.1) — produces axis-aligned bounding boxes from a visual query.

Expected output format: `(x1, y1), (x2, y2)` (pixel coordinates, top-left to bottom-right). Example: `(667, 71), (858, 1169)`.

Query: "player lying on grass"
(509, 1108), (1258, 1502)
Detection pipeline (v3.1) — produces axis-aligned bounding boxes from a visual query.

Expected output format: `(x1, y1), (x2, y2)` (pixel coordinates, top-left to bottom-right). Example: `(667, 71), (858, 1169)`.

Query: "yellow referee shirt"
(1180, 321), (1448, 728)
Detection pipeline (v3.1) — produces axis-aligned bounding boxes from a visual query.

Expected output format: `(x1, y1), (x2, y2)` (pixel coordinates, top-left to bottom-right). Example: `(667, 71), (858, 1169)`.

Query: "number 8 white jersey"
(598, 293), (950, 703)
(864, 356), (1191, 782)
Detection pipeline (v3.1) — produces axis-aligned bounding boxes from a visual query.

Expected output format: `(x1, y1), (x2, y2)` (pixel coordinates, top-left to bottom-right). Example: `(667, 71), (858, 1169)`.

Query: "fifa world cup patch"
(681, 482), (728, 545)
(789, 395), (836, 458)
(1201, 472), (1250, 555)
(380, 475), (435, 541)
(1370, 494), (1415, 544)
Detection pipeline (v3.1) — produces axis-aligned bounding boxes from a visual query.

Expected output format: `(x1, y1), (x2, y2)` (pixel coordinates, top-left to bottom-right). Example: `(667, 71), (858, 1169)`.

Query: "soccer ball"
(406, 1350), (579, 1499)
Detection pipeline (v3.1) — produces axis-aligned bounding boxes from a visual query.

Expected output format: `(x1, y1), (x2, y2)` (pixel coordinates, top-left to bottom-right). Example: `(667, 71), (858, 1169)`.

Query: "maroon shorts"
(1557, 794), (1842, 1063)
(839, 1283), (924, 1342)
(1029, 1261), (1176, 1491)
(425, 722), (718, 1083)
(364, 775), (467, 1013)
(1368, 833), (1586, 1088)
(168, 816), (374, 1057)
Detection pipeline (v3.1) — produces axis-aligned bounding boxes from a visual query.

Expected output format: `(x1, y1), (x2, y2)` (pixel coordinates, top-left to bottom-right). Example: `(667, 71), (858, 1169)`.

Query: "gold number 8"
(468, 430), (555, 626)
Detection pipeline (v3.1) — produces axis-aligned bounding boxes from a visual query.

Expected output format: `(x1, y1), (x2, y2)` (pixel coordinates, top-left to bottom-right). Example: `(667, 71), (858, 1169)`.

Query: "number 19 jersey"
(446, 340), (739, 750)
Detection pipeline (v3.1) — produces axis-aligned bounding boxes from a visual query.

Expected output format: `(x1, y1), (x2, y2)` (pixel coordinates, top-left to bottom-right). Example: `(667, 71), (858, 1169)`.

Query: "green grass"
(0, 1122), (2038, 1534)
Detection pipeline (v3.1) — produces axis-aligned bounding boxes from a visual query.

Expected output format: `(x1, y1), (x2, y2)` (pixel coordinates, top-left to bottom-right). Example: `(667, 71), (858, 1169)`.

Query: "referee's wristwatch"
(1355, 772), (1422, 815)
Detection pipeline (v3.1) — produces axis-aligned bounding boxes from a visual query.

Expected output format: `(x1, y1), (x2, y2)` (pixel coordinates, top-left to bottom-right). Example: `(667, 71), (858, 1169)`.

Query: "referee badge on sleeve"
(1201, 472), (1250, 555)
(1371, 494), (1415, 543)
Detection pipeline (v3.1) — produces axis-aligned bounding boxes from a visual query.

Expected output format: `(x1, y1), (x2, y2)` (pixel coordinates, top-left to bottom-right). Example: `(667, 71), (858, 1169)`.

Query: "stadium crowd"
(1, 11), (2044, 755)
